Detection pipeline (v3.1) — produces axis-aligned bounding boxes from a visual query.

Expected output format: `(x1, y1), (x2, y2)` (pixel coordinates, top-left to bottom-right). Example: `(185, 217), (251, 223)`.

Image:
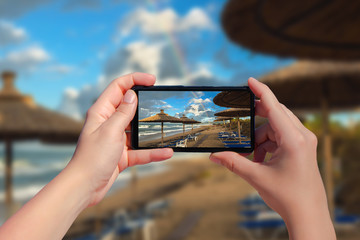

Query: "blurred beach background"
(1, 0), (360, 239)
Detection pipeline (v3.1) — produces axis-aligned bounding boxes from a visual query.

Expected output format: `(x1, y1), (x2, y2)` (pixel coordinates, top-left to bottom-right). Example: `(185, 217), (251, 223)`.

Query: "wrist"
(282, 200), (335, 240)
(59, 161), (93, 211)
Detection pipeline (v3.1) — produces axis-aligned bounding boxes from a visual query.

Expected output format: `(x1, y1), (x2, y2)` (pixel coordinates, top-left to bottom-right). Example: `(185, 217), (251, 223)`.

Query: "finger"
(210, 151), (258, 181)
(255, 123), (276, 145)
(254, 140), (277, 162)
(104, 90), (137, 133)
(86, 72), (155, 126)
(127, 148), (173, 166)
(249, 77), (296, 141)
(280, 104), (304, 130)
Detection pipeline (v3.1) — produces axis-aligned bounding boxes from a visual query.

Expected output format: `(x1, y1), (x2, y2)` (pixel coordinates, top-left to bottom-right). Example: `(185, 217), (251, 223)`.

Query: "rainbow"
(146, 0), (210, 120)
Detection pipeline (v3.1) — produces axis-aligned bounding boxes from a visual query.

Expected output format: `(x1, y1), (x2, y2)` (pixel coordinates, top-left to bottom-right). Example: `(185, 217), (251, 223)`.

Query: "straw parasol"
(179, 114), (198, 137)
(260, 60), (360, 218)
(139, 109), (182, 145)
(222, 0), (360, 60)
(214, 116), (233, 131)
(0, 71), (83, 206)
(213, 90), (251, 108)
(215, 108), (251, 143)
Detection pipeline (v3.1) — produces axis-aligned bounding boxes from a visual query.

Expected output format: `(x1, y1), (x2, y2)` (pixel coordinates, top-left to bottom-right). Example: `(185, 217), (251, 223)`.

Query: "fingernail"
(249, 77), (258, 81)
(210, 155), (221, 165)
(123, 90), (136, 103)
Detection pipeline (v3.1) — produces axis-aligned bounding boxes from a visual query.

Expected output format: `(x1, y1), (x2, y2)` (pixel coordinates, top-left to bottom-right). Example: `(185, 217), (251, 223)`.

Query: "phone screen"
(131, 86), (254, 153)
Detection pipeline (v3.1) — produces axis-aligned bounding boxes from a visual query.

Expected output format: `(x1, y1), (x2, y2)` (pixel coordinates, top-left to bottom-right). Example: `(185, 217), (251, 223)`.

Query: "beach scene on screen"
(138, 90), (251, 148)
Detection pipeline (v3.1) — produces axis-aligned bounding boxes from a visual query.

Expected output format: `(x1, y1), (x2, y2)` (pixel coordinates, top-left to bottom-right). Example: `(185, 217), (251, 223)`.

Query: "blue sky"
(0, 0), (358, 124)
(138, 90), (236, 122)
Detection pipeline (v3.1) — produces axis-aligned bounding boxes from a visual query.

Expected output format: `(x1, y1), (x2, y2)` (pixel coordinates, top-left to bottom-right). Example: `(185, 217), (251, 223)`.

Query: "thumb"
(210, 151), (258, 182)
(105, 89), (137, 132)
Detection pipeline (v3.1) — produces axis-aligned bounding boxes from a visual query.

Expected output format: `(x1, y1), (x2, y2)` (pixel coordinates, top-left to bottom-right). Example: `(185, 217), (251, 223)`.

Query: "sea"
(0, 140), (169, 224)
(139, 122), (204, 142)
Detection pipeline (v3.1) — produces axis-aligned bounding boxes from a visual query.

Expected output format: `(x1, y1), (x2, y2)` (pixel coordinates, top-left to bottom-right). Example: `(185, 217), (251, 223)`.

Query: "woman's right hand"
(210, 77), (336, 240)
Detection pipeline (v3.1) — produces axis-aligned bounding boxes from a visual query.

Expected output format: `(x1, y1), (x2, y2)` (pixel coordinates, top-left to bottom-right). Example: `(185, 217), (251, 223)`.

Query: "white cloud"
(178, 8), (214, 32)
(0, 45), (51, 73)
(102, 41), (162, 85)
(0, 21), (27, 46)
(118, 7), (214, 38)
(58, 87), (82, 120)
(189, 98), (211, 104)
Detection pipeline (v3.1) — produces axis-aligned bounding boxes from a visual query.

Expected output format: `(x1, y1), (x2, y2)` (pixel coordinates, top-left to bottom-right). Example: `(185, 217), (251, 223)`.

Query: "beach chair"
(176, 139), (187, 147)
(225, 143), (251, 148)
(238, 193), (287, 240)
(186, 134), (198, 141)
(334, 208), (360, 234)
(145, 199), (172, 217)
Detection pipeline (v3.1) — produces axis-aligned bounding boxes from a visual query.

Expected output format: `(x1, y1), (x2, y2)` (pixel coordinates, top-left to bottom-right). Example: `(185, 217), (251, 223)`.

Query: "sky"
(138, 90), (236, 123)
(0, 0), (358, 124)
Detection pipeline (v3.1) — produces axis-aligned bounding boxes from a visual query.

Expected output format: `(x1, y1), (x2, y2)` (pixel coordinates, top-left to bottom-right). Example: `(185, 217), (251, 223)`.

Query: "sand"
(64, 154), (360, 240)
(139, 126), (210, 147)
(140, 125), (251, 149)
(64, 155), (261, 239)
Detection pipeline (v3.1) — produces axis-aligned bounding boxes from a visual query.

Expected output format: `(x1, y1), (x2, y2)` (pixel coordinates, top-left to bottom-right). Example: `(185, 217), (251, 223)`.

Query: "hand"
(68, 72), (173, 207)
(210, 77), (335, 240)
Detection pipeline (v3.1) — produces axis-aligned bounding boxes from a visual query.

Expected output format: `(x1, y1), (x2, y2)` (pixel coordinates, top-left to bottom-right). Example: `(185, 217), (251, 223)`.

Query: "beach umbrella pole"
(237, 117), (242, 144)
(161, 122), (164, 145)
(183, 123), (185, 138)
(5, 138), (13, 207)
(322, 97), (334, 219)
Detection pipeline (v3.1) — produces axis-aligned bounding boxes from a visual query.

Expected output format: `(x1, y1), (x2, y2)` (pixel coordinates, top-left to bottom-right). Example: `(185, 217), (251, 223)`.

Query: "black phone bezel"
(131, 86), (255, 153)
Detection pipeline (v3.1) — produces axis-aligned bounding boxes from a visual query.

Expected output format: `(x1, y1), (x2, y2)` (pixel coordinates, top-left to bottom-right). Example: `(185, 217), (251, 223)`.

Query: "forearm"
(284, 202), (336, 240)
(0, 163), (90, 240)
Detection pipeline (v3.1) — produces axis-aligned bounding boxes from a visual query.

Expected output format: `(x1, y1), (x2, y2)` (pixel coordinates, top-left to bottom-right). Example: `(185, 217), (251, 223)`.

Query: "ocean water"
(139, 122), (203, 142)
(0, 140), (169, 224)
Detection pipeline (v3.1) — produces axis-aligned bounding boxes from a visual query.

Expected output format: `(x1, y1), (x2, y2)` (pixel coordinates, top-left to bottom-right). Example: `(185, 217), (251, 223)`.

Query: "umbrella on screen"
(139, 109), (182, 145)
(179, 114), (198, 137)
(213, 90), (250, 108)
(215, 108), (250, 144)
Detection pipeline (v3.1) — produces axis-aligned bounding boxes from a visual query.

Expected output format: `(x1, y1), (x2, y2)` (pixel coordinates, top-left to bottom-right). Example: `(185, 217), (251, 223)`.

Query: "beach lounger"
(238, 210), (285, 240)
(225, 144), (251, 148)
(176, 139), (187, 147)
(186, 134), (198, 141)
(145, 199), (172, 217)
(222, 140), (251, 144)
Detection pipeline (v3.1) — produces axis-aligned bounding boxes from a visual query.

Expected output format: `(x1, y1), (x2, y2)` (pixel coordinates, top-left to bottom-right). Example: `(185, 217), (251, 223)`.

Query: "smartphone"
(131, 86), (255, 153)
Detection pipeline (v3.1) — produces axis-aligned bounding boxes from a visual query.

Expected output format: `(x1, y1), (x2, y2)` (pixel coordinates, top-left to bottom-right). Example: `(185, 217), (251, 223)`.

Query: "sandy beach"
(139, 126), (210, 147)
(139, 125), (251, 149)
(64, 155), (260, 239)
(64, 154), (360, 240)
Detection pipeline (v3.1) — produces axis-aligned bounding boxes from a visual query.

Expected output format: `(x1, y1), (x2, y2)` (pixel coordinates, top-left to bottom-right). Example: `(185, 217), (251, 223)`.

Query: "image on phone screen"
(132, 87), (254, 152)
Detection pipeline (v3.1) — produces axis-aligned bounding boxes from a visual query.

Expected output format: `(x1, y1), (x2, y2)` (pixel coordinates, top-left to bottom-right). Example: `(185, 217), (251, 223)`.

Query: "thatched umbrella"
(213, 90), (251, 108)
(215, 108), (251, 143)
(0, 71), (83, 206)
(179, 114), (198, 137)
(189, 118), (201, 133)
(139, 109), (182, 145)
(214, 116), (233, 131)
(222, 0), (360, 60)
(260, 60), (360, 218)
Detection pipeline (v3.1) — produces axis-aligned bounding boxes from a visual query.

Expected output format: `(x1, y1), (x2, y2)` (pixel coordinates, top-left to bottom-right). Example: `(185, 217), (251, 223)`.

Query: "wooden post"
(161, 122), (164, 145)
(322, 97), (334, 220)
(237, 117), (242, 144)
(5, 138), (13, 206)
(183, 123), (185, 138)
